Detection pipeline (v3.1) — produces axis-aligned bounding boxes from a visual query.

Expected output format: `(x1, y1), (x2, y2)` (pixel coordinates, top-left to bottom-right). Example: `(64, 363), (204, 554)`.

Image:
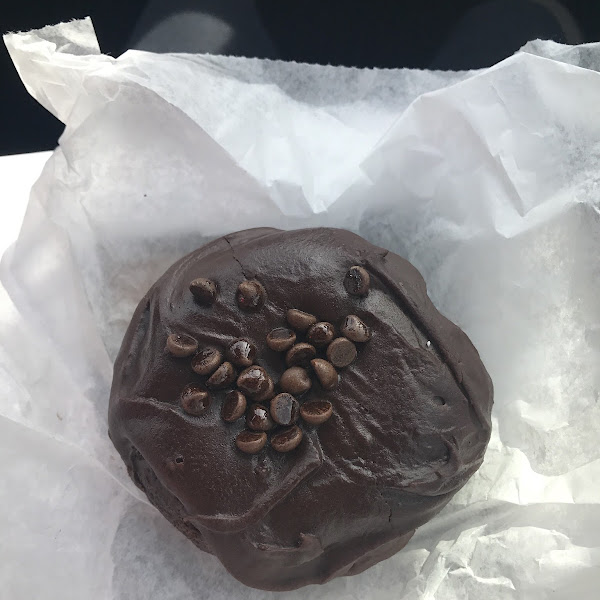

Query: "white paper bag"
(2, 17), (599, 600)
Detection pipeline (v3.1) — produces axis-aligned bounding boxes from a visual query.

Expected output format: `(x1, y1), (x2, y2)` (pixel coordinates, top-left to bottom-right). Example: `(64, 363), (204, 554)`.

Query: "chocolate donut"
(108, 228), (493, 591)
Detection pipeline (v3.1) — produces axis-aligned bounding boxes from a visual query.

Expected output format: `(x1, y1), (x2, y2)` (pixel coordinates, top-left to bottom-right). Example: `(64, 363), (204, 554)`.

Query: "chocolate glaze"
(109, 228), (493, 591)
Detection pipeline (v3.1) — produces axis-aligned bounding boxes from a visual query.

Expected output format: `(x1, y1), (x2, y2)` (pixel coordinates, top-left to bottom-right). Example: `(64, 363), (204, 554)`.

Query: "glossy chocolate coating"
(109, 228), (493, 591)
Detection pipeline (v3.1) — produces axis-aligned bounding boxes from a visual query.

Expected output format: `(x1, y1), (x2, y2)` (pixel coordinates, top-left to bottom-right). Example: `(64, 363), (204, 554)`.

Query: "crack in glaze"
(225, 235), (249, 280)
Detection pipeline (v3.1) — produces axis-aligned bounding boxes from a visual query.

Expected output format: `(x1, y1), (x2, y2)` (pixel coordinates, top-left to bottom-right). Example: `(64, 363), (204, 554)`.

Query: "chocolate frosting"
(109, 227), (493, 591)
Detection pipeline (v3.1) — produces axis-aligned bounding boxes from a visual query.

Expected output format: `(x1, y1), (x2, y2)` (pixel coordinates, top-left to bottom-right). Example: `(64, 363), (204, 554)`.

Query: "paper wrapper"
(2, 18), (600, 599)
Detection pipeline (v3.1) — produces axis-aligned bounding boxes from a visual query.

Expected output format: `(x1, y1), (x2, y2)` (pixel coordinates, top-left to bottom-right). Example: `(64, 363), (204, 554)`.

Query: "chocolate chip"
(246, 403), (275, 431)
(270, 425), (303, 453)
(340, 314), (372, 342)
(279, 367), (312, 395)
(270, 393), (300, 426)
(180, 384), (211, 416)
(222, 390), (247, 422)
(286, 343), (317, 367)
(344, 265), (370, 296)
(206, 361), (236, 389)
(166, 333), (198, 357)
(226, 339), (257, 368)
(237, 365), (270, 397)
(306, 322), (335, 347)
(286, 309), (317, 332)
(191, 348), (223, 376)
(310, 359), (338, 390)
(236, 430), (267, 454)
(236, 280), (266, 311)
(326, 337), (357, 368)
(189, 278), (217, 305)
(253, 377), (276, 402)
(300, 400), (333, 425)
(266, 327), (297, 352)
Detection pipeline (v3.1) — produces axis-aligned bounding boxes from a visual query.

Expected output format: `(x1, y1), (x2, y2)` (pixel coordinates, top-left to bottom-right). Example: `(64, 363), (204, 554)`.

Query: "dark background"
(2, 0), (600, 156)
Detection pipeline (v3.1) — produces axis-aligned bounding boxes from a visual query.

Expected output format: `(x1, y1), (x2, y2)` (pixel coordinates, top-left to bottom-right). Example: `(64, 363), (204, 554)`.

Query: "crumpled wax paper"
(2, 17), (600, 600)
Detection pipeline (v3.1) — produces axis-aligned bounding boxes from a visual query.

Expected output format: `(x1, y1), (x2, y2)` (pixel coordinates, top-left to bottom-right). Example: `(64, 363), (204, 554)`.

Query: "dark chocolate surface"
(109, 227), (493, 591)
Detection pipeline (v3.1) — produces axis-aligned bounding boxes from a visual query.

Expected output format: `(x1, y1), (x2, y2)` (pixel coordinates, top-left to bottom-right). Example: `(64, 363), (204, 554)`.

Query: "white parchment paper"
(2, 17), (600, 600)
